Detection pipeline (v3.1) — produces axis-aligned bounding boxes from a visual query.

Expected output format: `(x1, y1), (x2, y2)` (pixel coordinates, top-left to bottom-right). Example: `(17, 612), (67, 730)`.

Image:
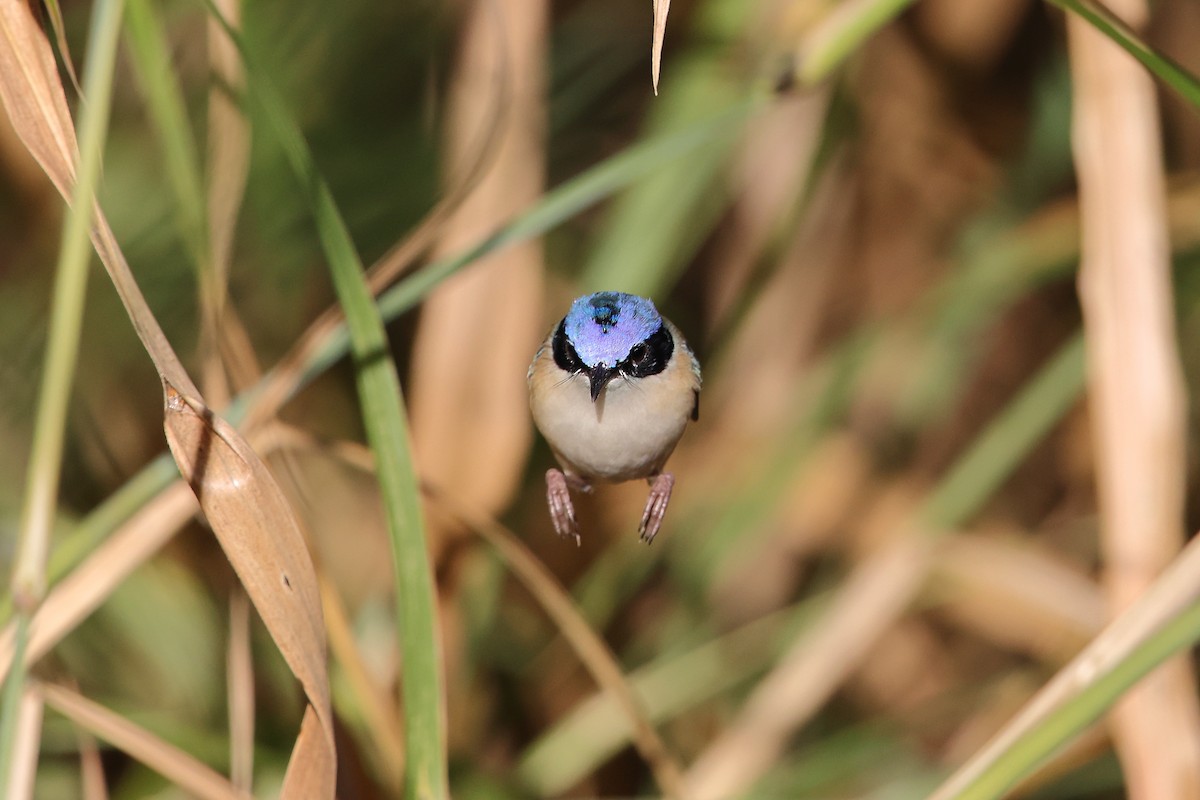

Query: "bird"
(528, 291), (701, 545)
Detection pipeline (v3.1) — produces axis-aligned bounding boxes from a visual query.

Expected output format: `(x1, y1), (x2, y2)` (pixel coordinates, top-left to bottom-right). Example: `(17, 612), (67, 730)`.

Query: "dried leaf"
(0, 0), (78, 194)
(0, 6), (336, 795)
(163, 382), (335, 799)
(652, 0), (671, 94)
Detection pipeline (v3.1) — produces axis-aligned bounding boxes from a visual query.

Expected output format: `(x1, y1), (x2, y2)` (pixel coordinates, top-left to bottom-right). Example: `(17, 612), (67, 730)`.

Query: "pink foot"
(546, 468), (581, 545)
(639, 473), (674, 544)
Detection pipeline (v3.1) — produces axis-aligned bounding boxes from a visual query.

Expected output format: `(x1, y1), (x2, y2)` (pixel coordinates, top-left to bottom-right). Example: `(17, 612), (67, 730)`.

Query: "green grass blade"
(303, 149), (448, 800)
(936, 586), (1200, 799)
(0, 0), (126, 788)
(123, 0), (211, 271)
(920, 335), (1085, 530)
(797, 0), (919, 85)
(1048, 0), (1200, 109)
(202, 9), (447, 798)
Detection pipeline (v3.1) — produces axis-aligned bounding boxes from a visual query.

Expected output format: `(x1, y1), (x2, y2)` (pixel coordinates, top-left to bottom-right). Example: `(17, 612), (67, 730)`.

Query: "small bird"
(528, 292), (701, 544)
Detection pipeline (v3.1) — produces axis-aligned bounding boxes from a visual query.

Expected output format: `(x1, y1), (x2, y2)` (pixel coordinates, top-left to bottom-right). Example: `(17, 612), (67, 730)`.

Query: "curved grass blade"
(201, 6), (448, 796)
(163, 384), (335, 798)
(1048, 0), (1200, 109)
(429, 486), (688, 798)
(123, 0), (210, 271)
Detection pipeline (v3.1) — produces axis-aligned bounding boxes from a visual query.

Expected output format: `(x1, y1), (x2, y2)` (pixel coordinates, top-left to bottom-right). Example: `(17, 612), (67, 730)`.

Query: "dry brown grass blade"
(426, 485), (689, 799)
(41, 0), (82, 97)
(318, 569), (406, 794)
(77, 726), (108, 800)
(1067, 0), (1200, 793)
(5, 685), (42, 800)
(206, 0), (248, 300)
(409, 0), (546, 543)
(226, 588), (254, 793)
(202, 0), (259, 400)
(0, 481), (197, 683)
(685, 519), (934, 800)
(0, 0), (76, 194)
(41, 683), (248, 800)
(932, 533), (1105, 663)
(162, 383), (335, 799)
(652, 0), (671, 94)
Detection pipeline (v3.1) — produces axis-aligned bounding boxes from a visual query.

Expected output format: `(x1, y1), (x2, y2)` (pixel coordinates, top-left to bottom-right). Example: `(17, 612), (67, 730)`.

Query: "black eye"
(623, 326), (673, 378)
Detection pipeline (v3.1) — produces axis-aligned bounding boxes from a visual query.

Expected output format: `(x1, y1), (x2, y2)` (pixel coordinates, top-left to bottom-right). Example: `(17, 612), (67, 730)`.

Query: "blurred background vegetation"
(3, 0), (1200, 797)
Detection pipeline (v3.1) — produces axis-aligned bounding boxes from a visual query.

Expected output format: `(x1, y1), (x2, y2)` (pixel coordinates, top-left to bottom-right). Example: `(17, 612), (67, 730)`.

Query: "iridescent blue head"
(553, 292), (675, 402)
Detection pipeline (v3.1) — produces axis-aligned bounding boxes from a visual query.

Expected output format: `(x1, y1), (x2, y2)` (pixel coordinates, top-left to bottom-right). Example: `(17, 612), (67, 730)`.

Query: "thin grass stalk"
(123, 0), (210, 271)
(227, 589), (253, 792)
(41, 0), (82, 94)
(7, 684), (42, 800)
(427, 485), (687, 798)
(0, 0), (125, 787)
(124, 0), (252, 407)
(1067, 0), (1200, 791)
(0, 617), (31, 792)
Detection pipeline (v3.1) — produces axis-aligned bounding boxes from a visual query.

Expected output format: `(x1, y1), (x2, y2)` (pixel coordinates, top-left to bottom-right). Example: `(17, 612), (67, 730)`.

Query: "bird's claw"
(638, 473), (674, 544)
(546, 469), (581, 546)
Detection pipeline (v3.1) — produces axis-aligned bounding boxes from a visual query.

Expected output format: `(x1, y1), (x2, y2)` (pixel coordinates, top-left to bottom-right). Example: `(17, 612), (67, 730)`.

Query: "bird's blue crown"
(564, 292), (662, 367)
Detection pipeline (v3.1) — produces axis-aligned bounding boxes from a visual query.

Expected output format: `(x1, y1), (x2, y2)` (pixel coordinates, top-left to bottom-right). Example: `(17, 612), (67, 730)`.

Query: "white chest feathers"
(529, 348), (698, 483)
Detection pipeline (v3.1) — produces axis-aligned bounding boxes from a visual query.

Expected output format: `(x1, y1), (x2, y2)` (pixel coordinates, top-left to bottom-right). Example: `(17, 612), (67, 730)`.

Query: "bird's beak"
(588, 364), (616, 402)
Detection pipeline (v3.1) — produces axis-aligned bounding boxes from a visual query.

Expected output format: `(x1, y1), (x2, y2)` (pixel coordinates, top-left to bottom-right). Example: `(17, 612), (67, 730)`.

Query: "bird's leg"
(546, 468), (583, 546)
(638, 473), (674, 544)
